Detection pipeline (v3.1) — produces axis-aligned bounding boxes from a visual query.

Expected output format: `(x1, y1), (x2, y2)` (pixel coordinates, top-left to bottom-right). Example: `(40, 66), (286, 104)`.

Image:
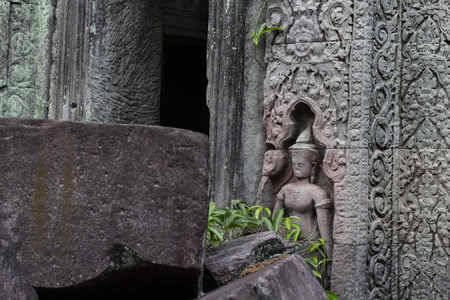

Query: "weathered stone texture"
(0, 240), (38, 300)
(0, 1), (9, 88)
(49, 0), (92, 121)
(204, 231), (301, 290)
(50, 0), (163, 124)
(199, 255), (329, 300)
(207, 0), (267, 207)
(0, 118), (208, 289)
(330, 245), (367, 299)
(0, 0), (54, 119)
(89, 0), (162, 124)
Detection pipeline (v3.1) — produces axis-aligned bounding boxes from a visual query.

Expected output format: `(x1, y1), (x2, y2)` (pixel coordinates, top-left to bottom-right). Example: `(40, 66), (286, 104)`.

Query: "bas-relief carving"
(264, 0), (351, 179)
(398, 150), (450, 298)
(368, 149), (394, 298)
(256, 150), (293, 210)
(401, 1), (450, 150)
(368, 0), (450, 298)
(367, 0), (400, 298)
(272, 144), (334, 288)
(260, 0), (354, 291)
(274, 145), (334, 257)
(0, 0), (53, 119)
(263, 0), (450, 298)
(398, 1), (450, 299)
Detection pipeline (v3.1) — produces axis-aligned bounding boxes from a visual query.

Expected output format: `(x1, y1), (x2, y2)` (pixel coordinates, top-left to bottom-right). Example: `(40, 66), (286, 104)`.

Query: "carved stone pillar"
(49, 0), (92, 121)
(207, 0), (267, 207)
(395, 2), (450, 298)
(50, 0), (163, 124)
(89, 0), (162, 124)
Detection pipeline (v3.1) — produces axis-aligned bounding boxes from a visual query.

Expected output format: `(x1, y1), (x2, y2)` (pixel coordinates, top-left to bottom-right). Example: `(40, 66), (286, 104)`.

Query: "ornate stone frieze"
(397, 149), (450, 299)
(367, 0), (400, 298)
(264, 0), (352, 185)
(263, 0), (359, 296)
(397, 1), (450, 299)
(368, 149), (394, 298)
(0, 0), (54, 119)
(400, 0), (450, 149)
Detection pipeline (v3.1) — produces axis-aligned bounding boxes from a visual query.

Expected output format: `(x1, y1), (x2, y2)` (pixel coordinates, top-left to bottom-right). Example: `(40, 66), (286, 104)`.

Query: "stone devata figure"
(274, 143), (333, 258)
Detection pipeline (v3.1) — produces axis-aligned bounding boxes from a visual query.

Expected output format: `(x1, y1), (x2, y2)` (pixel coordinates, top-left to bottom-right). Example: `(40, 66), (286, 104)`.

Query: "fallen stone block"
(204, 231), (301, 291)
(199, 254), (329, 300)
(0, 118), (209, 298)
(0, 239), (38, 300)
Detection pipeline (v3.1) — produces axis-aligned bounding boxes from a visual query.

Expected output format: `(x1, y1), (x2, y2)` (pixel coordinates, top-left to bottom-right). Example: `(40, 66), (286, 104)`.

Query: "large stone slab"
(0, 118), (209, 294)
(204, 231), (301, 291)
(0, 239), (38, 300)
(199, 255), (329, 300)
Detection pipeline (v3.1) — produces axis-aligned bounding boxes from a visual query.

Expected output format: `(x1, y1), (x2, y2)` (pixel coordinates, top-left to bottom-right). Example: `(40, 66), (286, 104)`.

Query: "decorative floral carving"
(401, 68), (450, 148)
(265, 1), (351, 162)
(368, 150), (394, 298)
(319, 0), (352, 42)
(0, 1), (52, 118)
(397, 2), (450, 298)
(367, 0), (399, 298)
(398, 150), (450, 299)
(400, 0), (450, 149)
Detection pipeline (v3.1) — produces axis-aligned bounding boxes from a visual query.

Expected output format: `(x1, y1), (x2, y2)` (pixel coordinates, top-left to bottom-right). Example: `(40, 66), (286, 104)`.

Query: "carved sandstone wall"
(255, 0), (450, 299)
(262, 1), (369, 297)
(0, 0), (54, 119)
(369, 1), (450, 298)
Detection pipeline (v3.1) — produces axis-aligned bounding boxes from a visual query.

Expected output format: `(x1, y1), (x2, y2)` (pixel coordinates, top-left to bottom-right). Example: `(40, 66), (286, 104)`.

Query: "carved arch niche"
(258, 97), (343, 211)
(258, 0), (351, 211)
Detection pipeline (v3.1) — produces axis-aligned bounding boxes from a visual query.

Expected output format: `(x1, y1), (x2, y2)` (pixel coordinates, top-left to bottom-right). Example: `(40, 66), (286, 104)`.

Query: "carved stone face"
(262, 150), (289, 176)
(292, 155), (313, 179)
(270, 11), (282, 27)
(330, 5), (344, 25)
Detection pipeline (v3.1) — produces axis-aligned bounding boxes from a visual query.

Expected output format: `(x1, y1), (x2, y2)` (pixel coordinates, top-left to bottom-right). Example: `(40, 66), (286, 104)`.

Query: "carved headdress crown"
(289, 142), (321, 165)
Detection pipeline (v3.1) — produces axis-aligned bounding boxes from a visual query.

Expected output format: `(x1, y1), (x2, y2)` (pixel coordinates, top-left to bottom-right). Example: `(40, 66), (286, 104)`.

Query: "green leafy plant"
(302, 238), (331, 280)
(206, 200), (300, 253)
(248, 0), (283, 69)
(206, 200), (339, 299)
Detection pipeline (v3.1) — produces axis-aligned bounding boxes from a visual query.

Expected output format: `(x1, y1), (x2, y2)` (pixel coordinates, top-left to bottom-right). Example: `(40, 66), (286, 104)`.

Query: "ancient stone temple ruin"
(209, 0), (449, 299)
(0, 0), (449, 299)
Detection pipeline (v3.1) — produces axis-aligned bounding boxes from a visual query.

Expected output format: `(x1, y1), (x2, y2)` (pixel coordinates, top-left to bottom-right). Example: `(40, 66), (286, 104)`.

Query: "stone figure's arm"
(274, 189), (285, 212)
(315, 190), (333, 258)
(274, 189), (288, 236)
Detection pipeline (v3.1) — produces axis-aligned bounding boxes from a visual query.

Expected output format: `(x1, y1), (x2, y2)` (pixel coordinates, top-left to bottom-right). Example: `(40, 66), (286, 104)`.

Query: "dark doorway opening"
(160, 0), (209, 136)
(160, 34), (209, 135)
